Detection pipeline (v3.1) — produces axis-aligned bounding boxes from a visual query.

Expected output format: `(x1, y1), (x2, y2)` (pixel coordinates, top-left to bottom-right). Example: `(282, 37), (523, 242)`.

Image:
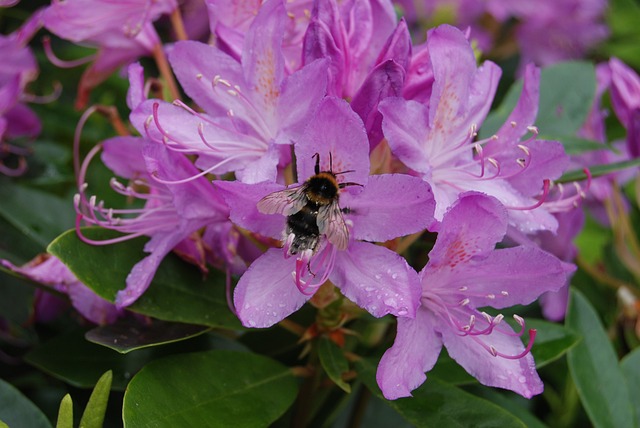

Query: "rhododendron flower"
(216, 97), (436, 328)
(75, 137), (232, 308)
(2, 255), (122, 325)
(134, 0), (328, 183)
(207, 0), (313, 72)
(380, 25), (569, 233)
(303, 0), (411, 147)
(42, 0), (177, 107)
(608, 58), (640, 158)
(376, 193), (574, 400)
(0, 12), (42, 176)
(509, 0), (608, 69)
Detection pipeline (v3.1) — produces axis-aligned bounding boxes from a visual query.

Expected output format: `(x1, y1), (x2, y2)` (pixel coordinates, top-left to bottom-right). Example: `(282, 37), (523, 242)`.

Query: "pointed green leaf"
(567, 290), (636, 428)
(85, 318), (210, 353)
(528, 319), (581, 368)
(318, 337), (351, 393)
(356, 358), (527, 427)
(621, 347), (640, 422)
(480, 61), (596, 139)
(0, 182), (74, 248)
(55, 394), (73, 428)
(0, 378), (51, 428)
(544, 135), (613, 155)
(25, 329), (152, 390)
(79, 371), (112, 428)
(123, 351), (298, 427)
(47, 228), (241, 329)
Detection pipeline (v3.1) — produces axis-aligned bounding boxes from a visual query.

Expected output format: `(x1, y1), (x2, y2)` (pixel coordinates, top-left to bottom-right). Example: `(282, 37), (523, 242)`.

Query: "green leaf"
(557, 158), (640, 183)
(620, 347), (640, 423)
(48, 228), (241, 329)
(123, 351), (299, 427)
(85, 318), (211, 353)
(0, 181), (75, 248)
(25, 329), (153, 390)
(0, 378), (51, 428)
(544, 135), (613, 155)
(55, 394), (73, 428)
(566, 290), (636, 428)
(528, 319), (581, 368)
(480, 61), (596, 140)
(356, 358), (527, 427)
(318, 337), (351, 393)
(79, 371), (112, 428)
(464, 386), (547, 428)
(428, 351), (475, 385)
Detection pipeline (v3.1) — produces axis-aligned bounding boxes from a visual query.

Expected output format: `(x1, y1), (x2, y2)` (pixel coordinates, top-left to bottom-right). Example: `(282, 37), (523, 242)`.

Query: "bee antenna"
(312, 153), (320, 175)
(329, 152), (333, 172)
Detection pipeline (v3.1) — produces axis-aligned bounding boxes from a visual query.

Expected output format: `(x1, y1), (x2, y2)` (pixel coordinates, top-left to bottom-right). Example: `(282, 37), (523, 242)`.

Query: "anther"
(510, 121), (517, 128)
(459, 298), (470, 306)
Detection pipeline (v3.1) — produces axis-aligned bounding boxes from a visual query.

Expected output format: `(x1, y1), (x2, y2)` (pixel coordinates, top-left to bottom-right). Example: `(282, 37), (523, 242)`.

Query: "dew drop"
(248, 319), (256, 327)
(384, 298), (397, 307)
(391, 273), (398, 279)
(244, 304), (251, 310)
(375, 274), (382, 280)
(518, 376), (527, 384)
(397, 308), (408, 316)
(278, 303), (286, 308)
(364, 286), (375, 292)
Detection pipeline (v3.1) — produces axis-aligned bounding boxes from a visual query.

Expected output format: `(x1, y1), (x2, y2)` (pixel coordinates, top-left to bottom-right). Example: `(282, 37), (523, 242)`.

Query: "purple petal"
(438, 318), (543, 398)
(426, 25), (478, 152)
(379, 97), (431, 173)
(213, 180), (286, 239)
(241, 0), (286, 111)
(540, 285), (570, 322)
(168, 40), (246, 117)
(375, 19), (411, 71)
(68, 282), (122, 325)
(486, 64), (541, 154)
(426, 193), (508, 268)
(302, 0), (345, 97)
(276, 58), (329, 145)
(101, 136), (145, 179)
(330, 241), (421, 318)
(296, 96), (370, 185)
(376, 309), (442, 399)
(126, 62), (145, 110)
(341, 174), (435, 242)
(351, 60), (405, 148)
(450, 246), (574, 309)
(116, 226), (202, 308)
(234, 248), (311, 328)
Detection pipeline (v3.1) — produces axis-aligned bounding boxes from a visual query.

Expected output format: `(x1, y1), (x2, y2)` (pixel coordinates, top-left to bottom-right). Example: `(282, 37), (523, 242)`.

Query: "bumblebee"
(257, 153), (359, 255)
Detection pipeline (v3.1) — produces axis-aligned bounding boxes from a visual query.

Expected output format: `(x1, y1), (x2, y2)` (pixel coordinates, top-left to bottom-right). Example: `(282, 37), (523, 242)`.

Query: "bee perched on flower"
(257, 152), (360, 257)
(216, 96), (437, 328)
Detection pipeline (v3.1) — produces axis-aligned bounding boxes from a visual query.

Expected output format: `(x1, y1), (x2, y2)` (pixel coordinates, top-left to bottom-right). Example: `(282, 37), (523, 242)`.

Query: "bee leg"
(338, 182), (363, 189)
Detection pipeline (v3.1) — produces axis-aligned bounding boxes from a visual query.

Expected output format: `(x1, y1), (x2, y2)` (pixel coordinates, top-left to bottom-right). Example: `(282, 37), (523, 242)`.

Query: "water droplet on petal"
(375, 274), (382, 280)
(518, 376), (527, 384)
(365, 286), (375, 292)
(391, 273), (398, 279)
(384, 298), (397, 307)
(397, 308), (408, 316)
(248, 319), (256, 327)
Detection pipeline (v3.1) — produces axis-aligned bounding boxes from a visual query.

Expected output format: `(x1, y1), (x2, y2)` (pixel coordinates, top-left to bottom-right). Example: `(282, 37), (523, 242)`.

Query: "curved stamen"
(21, 81), (62, 104)
(504, 179), (550, 211)
(43, 36), (97, 68)
(150, 153), (245, 185)
(490, 329), (537, 360)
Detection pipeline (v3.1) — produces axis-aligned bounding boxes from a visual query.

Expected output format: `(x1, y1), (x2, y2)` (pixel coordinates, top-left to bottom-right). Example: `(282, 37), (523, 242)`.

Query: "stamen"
(43, 36), (96, 68)
(504, 179), (550, 211)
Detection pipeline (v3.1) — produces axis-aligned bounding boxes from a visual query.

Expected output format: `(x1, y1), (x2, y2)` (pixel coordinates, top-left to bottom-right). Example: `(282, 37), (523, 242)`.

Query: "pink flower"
(216, 97), (436, 327)
(376, 193), (574, 400)
(380, 25), (569, 233)
(2, 255), (122, 325)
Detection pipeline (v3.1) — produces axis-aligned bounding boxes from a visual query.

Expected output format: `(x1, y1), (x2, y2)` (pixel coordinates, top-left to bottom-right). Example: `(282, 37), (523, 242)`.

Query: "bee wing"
(257, 186), (308, 216)
(317, 202), (349, 250)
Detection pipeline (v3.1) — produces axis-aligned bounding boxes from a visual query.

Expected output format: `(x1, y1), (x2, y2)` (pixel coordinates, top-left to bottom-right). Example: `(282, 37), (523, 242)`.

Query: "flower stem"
(170, 8), (188, 41)
(152, 43), (181, 101)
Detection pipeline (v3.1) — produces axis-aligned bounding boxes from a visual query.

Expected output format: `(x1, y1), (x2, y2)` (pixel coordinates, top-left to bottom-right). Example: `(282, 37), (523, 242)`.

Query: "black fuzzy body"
(286, 173), (339, 255)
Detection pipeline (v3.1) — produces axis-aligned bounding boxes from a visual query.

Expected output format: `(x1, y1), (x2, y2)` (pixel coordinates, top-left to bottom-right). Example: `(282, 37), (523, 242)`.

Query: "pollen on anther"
(196, 73), (203, 79)
(510, 121), (517, 128)
(459, 298), (470, 306)
(458, 286), (468, 291)
(487, 293), (496, 299)
(501, 291), (509, 296)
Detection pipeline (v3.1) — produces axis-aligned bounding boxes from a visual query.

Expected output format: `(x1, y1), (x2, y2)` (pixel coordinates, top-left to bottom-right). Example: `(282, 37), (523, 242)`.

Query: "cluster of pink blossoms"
(4, 0), (640, 402)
